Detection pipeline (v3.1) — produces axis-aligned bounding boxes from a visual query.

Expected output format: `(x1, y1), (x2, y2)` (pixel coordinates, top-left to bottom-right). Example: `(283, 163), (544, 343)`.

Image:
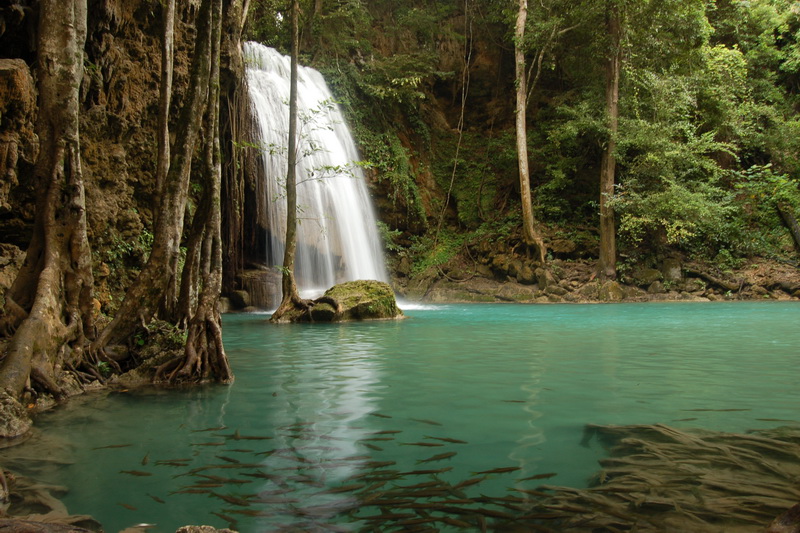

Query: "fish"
(369, 412), (392, 418)
(215, 455), (241, 464)
(400, 467), (453, 476)
(424, 435), (468, 444)
(756, 418), (798, 422)
(363, 443), (383, 451)
(315, 483), (367, 494)
(502, 400), (526, 403)
(190, 441), (226, 446)
(472, 466), (521, 475)
(169, 488), (212, 495)
(453, 476), (487, 489)
(191, 425), (227, 432)
(197, 474), (252, 485)
(210, 511), (238, 524)
(210, 492), (252, 506)
(147, 494), (166, 504)
(93, 444), (132, 450)
(410, 418), (443, 426)
(216, 429), (273, 440)
(510, 487), (551, 497)
(227, 449), (254, 453)
(416, 451), (457, 464)
(672, 417), (698, 422)
(360, 437), (395, 442)
(517, 472), (557, 481)
(365, 460), (397, 469)
(141, 452), (150, 465)
(224, 509), (271, 517)
(155, 461), (191, 467)
(682, 408), (751, 412)
(393, 480), (443, 490)
(369, 430), (402, 435)
(118, 502), (137, 511)
(120, 470), (152, 477)
(436, 516), (472, 528)
(360, 512), (417, 521)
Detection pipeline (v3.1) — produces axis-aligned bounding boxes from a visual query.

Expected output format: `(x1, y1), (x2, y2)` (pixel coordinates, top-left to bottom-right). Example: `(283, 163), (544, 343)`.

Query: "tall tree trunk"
(270, 0), (308, 323)
(599, 3), (621, 280)
(158, 0), (232, 383)
(515, 0), (547, 264)
(221, 0), (251, 295)
(155, 0), (175, 201)
(91, 0), (214, 354)
(0, 0), (95, 406)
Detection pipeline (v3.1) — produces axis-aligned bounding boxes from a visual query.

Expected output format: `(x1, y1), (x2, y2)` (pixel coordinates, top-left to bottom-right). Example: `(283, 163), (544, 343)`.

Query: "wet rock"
(301, 280), (403, 322)
(599, 281), (625, 302)
(0, 391), (31, 439)
(396, 255), (412, 277)
(517, 263), (536, 285)
(648, 280), (665, 294)
(545, 284), (568, 296)
(229, 290), (250, 309)
(661, 257), (682, 283)
(217, 296), (231, 314)
(767, 502), (800, 533)
(633, 267), (662, 286)
(536, 267), (558, 291)
(550, 238), (577, 256)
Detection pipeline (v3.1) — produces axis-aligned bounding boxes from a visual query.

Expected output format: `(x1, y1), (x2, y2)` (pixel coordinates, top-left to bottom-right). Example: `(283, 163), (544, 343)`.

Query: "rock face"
(278, 280), (404, 323)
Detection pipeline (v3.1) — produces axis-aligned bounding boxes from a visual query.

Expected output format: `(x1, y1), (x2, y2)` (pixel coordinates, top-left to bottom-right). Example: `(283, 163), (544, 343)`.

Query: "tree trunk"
(515, 0), (547, 264)
(220, 0), (251, 295)
(599, 3), (621, 280)
(778, 202), (800, 252)
(0, 0), (95, 403)
(270, 0), (309, 323)
(158, 0), (232, 384)
(154, 0), (175, 201)
(91, 0), (214, 353)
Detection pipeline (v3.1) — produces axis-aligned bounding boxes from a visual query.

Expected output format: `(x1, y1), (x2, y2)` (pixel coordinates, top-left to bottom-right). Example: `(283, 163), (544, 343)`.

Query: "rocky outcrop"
(275, 280), (404, 322)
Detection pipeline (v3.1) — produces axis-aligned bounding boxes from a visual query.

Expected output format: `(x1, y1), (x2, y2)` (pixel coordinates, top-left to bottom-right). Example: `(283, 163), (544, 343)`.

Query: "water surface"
(7, 302), (799, 532)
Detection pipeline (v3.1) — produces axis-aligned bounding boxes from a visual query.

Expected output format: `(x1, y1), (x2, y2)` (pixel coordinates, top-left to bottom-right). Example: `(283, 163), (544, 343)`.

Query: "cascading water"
(244, 42), (388, 307)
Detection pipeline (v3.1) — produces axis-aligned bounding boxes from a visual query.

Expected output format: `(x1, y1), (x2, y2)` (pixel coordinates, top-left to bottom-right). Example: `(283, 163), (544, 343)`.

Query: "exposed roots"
(154, 311), (232, 384)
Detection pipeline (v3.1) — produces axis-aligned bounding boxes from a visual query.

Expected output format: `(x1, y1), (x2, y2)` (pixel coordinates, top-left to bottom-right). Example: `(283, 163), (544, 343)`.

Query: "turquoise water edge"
(6, 302), (799, 532)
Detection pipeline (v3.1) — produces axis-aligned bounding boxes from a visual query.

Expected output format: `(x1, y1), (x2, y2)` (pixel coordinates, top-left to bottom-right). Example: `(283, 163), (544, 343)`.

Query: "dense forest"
(0, 0), (799, 427)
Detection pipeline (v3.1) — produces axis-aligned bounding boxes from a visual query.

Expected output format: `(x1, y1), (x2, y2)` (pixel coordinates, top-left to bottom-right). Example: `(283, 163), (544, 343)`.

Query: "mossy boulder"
(319, 280), (404, 321)
(276, 280), (404, 323)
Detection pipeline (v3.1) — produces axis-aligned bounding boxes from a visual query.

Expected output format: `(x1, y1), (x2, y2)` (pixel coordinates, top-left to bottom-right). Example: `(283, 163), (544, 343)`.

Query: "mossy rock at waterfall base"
(324, 280), (403, 321)
(278, 280), (403, 323)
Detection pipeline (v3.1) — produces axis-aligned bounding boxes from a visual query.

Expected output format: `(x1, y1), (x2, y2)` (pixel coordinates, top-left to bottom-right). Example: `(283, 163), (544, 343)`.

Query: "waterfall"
(244, 42), (388, 307)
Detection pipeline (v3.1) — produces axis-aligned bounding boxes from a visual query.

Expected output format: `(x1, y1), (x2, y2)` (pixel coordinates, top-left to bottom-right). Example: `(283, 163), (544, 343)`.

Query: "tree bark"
(154, 0), (175, 201)
(515, 0), (547, 264)
(220, 0), (251, 295)
(0, 0), (94, 402)
(599, 3), (621, 280)
(91, 0), (214, 353)
(158, 0), (232, 384)
(270, 0), (309, 323)
(777, 202), (800, 252)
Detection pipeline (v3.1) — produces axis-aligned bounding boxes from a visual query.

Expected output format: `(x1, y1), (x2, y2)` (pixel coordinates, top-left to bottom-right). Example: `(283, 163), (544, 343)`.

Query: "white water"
(244, 42), (388, 304)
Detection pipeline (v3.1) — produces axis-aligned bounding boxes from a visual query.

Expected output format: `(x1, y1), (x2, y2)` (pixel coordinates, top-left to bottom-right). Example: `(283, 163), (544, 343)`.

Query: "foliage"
(407, 229), (465, 275)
